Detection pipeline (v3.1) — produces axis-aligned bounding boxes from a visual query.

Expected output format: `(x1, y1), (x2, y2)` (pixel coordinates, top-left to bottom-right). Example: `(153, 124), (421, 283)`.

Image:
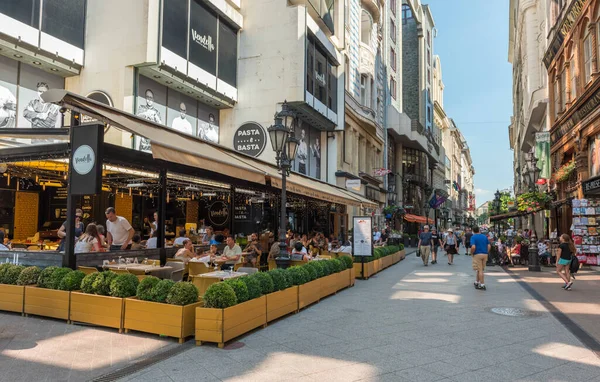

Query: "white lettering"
(191, 29), (215, 52)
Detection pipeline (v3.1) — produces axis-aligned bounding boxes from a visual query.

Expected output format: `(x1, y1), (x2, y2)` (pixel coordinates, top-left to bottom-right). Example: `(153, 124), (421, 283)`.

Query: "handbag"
(416, 247), (420, 257)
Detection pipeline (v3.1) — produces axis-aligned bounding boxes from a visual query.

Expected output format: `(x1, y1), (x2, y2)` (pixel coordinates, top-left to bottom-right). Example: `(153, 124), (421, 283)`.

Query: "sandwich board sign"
(353, 216), (373, 257)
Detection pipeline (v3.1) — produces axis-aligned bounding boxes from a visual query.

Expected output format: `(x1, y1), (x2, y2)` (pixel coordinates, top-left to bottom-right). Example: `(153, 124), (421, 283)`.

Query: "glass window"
(315, 47), (328, 105)
(390, 0), (396, 16)
(402, 4), (412, 25)
(42, 0), (86, 48)
(360, 75), (367, 106)
(390, 19), (396, 43)
(554, 78), (560, 118)
(390, 48), (396, 72)
(328, 62), (337, 112)
(189, 0), (218, 75)
(306, 35), (338, 113)
(427, 31), (431, 47)
(218, 19), (238, 87)
(162, 0), (188, 60)
(584, 33), (592, 84)
(0, 0), (39, 27)
(306, 37), (315, 95)
(361, 10), (372, 44)
(570, 57), (577, 101)
(390, 76), (397, 99)
(560, 69), (566, 111)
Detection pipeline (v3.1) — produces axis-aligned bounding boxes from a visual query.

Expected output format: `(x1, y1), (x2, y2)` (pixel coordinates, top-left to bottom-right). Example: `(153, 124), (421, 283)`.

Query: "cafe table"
(190, 270), (247, 295)
(102, 264), (174, 275)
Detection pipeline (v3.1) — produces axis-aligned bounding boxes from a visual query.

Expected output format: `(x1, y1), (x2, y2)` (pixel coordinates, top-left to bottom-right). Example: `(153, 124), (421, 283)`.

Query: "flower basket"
(554, 160), (576, 183)
(517, 191), (551, 212)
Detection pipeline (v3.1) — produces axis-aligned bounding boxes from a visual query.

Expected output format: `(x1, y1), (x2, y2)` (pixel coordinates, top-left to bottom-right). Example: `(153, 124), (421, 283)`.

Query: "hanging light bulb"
(121, 191), (124, 198)
(43, 184), (46, 191)
(139, 190), (142, 196)
(63, 173), (67, 180)
(149, 192), (153, 198)
(35, 175), (39, 183)
(228, 195), (230, 203)
(6, 173), (10, 186)
(192, 193), (195, 200)
(167, 192), (170, 203)
(129, 188), (132, 196)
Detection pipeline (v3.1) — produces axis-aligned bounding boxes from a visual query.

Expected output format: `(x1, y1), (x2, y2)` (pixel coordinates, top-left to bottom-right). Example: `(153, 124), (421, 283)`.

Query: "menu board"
(353, 216), (372, 257)
(48, 187), (68, 221)
(234, 204), (251, 222)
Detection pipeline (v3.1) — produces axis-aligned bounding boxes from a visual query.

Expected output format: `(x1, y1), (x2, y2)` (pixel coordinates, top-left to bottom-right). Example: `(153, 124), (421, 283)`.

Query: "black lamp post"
(268, 102), (299, 269)
(526, 151), (542, 272)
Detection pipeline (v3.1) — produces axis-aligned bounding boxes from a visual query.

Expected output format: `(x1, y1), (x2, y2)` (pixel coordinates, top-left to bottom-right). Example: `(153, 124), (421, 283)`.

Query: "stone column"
(576, 135), (589, 199)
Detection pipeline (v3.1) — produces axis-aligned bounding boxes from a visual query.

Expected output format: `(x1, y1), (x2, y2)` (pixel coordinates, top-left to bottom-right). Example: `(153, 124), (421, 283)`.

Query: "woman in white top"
(74, 224), (102, 253)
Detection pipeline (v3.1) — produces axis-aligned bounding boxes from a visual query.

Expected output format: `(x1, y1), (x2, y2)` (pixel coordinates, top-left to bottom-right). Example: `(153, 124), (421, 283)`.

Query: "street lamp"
(268, 101), (299, 269)
(526, 151), (542, 272)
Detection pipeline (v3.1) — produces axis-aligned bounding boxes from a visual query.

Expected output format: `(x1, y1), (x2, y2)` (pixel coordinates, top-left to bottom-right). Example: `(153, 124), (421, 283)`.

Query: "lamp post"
(268, 102), (299, 269)
(526, 151), (542, 272)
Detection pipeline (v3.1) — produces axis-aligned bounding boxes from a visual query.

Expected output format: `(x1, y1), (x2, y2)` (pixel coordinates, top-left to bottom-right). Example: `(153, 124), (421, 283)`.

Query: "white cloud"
(474, 188), (491, 200)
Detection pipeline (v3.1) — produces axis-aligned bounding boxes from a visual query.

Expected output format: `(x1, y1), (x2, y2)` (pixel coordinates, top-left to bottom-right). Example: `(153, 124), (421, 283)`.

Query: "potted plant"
(409, 234), (418, 247)
(402, 233), (410, 248)
(70, 271), (137, 332)
(24, 266), (84, 322)
(0, 263), (25, 313)
(124, 278), (201, 343)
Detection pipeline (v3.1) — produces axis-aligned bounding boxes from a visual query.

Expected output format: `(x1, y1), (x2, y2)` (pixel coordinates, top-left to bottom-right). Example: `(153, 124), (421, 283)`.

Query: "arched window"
(583, 29), (593, 84)
(361, 10), (373, 44)
(402, 4), (412, 25)
(570, 54), (577, 101)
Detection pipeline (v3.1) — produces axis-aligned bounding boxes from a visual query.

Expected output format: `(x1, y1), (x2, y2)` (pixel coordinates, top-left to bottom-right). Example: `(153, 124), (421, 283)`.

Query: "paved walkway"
(1, 249), (600, 382)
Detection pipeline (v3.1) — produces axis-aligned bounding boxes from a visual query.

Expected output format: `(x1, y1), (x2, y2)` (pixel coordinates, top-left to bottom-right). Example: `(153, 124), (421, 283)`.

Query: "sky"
(424, 0), (514, 206)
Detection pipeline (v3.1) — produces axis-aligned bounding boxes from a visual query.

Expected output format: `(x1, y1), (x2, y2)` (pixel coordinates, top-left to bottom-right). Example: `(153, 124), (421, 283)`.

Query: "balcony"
(359, 42), (376, 77)
(361, 0), (381, 21)
(345, 91), (379, 133)
(387, 109), (429, 154)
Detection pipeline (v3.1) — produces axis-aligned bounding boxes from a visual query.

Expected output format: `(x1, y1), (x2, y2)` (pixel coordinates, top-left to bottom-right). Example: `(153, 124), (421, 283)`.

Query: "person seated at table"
(291, 242), (311, 261)
(538, 240), (551, 265)
(173, 229), (187, 246)
(174, 239), (195, 264)
(243, 233), (262, 267)
(0, 230), (10, 251)
(191, 248), (212, 264)
(96, 225), (108, 249)
(329, 239), (340, 252)
(74, 224), (102, 253)
(509, 241), (522, 265)
(268, 239), (281, 260)
(221, 235), (242, 270)
(202, 227), (215, 244)
(130, 234), (144, 250)
(211, 234), (224, 245)
(146, 232), (158, 249)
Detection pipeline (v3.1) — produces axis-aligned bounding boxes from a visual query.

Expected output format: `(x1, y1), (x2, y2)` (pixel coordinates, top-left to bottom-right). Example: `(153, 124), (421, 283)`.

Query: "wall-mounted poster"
(589, 134), (600, 178)
(292, 120), (322, 179)
(197, 101), (219, 143)
(167, 91), (196, 136)
(136, 75), (167, 151)
(295, 123), (309, 175)
(309, 127), (321, 179)
(0, 55), (17, 128)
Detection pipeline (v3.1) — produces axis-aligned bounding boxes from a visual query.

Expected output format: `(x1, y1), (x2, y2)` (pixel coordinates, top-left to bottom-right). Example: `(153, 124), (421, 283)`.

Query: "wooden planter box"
(298, 278), (321, 309)
(124, 298), (202, 343)
(381, 256), (393, 269)
(70, 292), (124, 332)
(399, 249), (406, 260)
(0, 284), (24, 314)
(195, 295), (266, 348)
(350, 268), (356, 286)
(320, 273), (338, 299)
(374, 259), (383, 273)
(338, 269), (350, 290)
(266, 286), (298, 323)
(353, 261), (375, 279)
(392, 252), (400, 264)
(24, 286), (70, 322)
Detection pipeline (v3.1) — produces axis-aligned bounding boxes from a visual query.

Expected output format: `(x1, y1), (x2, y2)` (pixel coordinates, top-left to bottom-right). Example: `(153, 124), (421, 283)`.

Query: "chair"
(112, 268), (130, 274)
(268, 259), (277, 270)
(77, 266), (98, 275)
(319, 255), (332, 260)
(27, 245), (40, 250)
(188, 262), (212, 281)
(127, 268), (146, 276)
(237, 267), (258, 275)
(165, 261), (185, 282)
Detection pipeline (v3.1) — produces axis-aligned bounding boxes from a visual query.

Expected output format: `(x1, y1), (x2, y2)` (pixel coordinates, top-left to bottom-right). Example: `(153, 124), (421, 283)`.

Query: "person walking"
(470, 226), (490, 290)
(418, 225), (433, 266)
(431, 228), (440, 264)
(105, 207), (134, 251)
(556, 233), (576, 290)
(464, 227), (474, 256)
(443, 228), (458, 265)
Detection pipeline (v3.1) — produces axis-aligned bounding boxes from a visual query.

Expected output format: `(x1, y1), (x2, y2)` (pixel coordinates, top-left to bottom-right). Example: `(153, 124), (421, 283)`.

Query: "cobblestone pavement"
(2, 249), (600, 382)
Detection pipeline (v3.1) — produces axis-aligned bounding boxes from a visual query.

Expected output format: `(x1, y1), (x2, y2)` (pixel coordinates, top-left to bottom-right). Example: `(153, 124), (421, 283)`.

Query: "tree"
(490, 191), (514, 216)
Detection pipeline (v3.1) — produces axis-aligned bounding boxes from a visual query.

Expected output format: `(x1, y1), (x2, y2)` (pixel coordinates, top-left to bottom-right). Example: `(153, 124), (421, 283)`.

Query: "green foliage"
(203, 282), (237, 308)
(267, 269), (288, 291)
(251, 272), (275, 295)
(2, 265), (24, 285)
(80, 272), (100, 294)
(308, 261), (326, 278)
(17, 266), (41, 286)
(339, 255), (353, 270)
(150, 279), (175, 303)
(37, 266), (59, 288)
(322, 260), (335, 276)
(330, 259), (344, 273)
(48, 268), (73, 290)
(240, 275), (262, 300)
(109, 273), (139, 298)
(0, 263), (13, 283)
(353, 245), (401, 263)
(223, 278), (249, 303)
(302, 263), (318, 281)
(136, 276), (160, 301)
(91, 271), (118, 296)
(286, 266), (310, 285)
(166, 282), (199, 305)
(58, 270), (86, 291)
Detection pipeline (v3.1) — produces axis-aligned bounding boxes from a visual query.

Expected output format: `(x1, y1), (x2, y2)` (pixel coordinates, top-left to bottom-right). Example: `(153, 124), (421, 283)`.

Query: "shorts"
(557, 258), (571, 266)
(472, 254), (488, 272)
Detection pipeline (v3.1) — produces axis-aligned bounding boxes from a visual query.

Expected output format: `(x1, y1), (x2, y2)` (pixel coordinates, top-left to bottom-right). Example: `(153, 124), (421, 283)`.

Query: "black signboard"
(583, 177), (600, 195)
(234, 204), (251, 221)
(218, 20), (238, 87)
(208, 201), (229, 226)
(70, 123), (104, 195)
(161, 0), (188, 59)
(48, 187), (68, 220)
(233, 122), (266, 157)
(189, 0), (217, 76)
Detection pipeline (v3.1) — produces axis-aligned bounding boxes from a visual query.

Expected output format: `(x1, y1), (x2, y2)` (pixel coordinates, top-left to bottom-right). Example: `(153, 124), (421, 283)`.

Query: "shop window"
(584, 32), (593, 84)
(570, 57), (577, 101)
(361, 10), (373, 45)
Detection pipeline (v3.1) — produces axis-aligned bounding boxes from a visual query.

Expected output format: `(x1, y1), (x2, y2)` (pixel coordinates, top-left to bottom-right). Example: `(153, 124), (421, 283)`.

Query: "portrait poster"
(294, 121), (309, 175)
(136, 75), (167, 152)
(167, 91), (197, 136)
(0, 55), (18, 129)
(309, 128), (321, 179)
(534, 132), (550, 179)
(197, 101), (219, 143)
(590, 134), (600, 178)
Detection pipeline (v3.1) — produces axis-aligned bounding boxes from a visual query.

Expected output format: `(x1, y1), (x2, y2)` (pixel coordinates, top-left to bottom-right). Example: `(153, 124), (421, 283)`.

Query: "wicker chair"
(187, 262), (212, 281)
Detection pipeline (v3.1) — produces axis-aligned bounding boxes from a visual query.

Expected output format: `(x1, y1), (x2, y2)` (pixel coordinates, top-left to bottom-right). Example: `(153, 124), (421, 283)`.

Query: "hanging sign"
(353, 216), (373, 257)
(346, 179), (361, 191)
(233, 122), (266, 157)
(70, 123), (104, 195)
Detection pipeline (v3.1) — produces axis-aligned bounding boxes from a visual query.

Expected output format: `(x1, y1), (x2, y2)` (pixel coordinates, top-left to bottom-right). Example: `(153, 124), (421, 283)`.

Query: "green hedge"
(17, 266), (41, 286)
(0, 264), (24, 285)
(353, 245), (403, 263)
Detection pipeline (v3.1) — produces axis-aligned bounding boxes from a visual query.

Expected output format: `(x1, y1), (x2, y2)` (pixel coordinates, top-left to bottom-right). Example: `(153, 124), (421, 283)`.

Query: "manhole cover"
(223, 341), (245, 350)
(487, 307), (542, 317)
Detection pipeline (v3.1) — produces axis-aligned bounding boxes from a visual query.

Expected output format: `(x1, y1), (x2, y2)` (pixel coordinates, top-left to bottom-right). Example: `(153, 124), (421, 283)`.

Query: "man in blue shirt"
(470, 226), (491, 290)
(418, 225), (433, 266)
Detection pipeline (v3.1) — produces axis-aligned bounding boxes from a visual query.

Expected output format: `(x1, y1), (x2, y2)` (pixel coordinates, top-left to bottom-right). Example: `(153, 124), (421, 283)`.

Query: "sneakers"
(561, 283), (568, 289)
(565, 282), (573, 291)
(431, 260), (437, 264)
(476, 284), (487, 290)
(424, 263), (428, 266)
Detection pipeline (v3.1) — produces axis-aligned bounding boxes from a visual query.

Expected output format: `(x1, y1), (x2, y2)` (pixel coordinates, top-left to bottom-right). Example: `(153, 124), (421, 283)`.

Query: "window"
(402, 4), (412, 25)
(427, 68), (431, 84)
(361, 10), (373, 44)
(390, 76), (397, 99)
(560, 70), (566, 112)
(328, 62), (337, 111)
(390, 19), (396, 43)
(427, 30), (431, 47)
(553, 78), (560, 118)
(360, 75), (368, 106)
(390, 47), (396, 72)
(390, 0), (396, 16)
(306, 35), (338, 112)
(570, 57), (577, 101)
(584, 32), (592, 84)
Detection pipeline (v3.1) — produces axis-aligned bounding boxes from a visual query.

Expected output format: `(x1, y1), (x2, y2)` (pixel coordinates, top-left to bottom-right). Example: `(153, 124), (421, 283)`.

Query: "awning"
(489, 209), (543, 222)
(404, 214), (434, 224)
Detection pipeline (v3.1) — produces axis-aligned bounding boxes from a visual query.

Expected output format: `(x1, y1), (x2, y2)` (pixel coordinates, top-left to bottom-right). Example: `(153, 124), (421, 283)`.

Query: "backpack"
(570, 255), (580, 274)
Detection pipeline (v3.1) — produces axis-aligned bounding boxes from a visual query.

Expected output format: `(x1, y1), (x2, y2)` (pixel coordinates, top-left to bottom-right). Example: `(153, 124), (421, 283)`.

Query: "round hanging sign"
(72, 145), (95, 175)
(233, 122), (266, 157)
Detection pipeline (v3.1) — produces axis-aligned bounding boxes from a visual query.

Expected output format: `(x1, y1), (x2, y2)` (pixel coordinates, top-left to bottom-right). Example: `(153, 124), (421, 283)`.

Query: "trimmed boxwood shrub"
(339, 255), (353, 269)
(251, 272), (274, 295)
(203, 282), (237, 309)
(136, 276), (160, 301)
(17, 266), (41, 286)
(330, 259), (344, 273)
(240, 275), (262, 300)
(286, 266), (310, 285)
(0, 263), (14, 283)
(49, 268), (73, 290)
(308, 261), (326, 278)
(91, 271), (118, 296)
(1, 265), (24, 285)
(166, 282), (199, 305)
(37, 266), (59, 288)
(268, 269), (291, 291)
(109, 273), (139, 298)
(58, 270), (86, 291)
(151, 279), (175, 303)
(302, 263), (318, 281)
(223, 278), (249, 303)
(80, 272), (100, 294)
(322, 260), (335, 276)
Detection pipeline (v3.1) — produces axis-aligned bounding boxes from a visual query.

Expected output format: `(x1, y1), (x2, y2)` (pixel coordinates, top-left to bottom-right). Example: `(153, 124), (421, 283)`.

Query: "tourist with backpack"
(556, 233), (576, 290)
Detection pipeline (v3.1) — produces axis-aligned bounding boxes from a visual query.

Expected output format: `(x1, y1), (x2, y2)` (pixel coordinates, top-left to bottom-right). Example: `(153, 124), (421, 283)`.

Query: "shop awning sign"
(346, 179), (361, 191)
(233, 122), (266, 158)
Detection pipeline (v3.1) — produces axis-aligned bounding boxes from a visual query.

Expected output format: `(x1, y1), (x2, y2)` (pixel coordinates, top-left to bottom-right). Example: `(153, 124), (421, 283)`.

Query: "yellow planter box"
(338, 269), (350, 290)
(320, 273), (338, 299)
(24, 286), (70, 321)
(399, 249), (406, 260)
(70, 292), (124, 332)
(0, 284), (24, 314)
(392, 252), (400, 264)
(350, 268), (356, 286)
(353, 261), (375, 279)
(124, 298), (202, 343)
(382, 256), (393, 269)
(266, 286), (298, 323)
(298, 278), (321, 309)
(195, 295), (266, 348)
(375, 259), (382, 273)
